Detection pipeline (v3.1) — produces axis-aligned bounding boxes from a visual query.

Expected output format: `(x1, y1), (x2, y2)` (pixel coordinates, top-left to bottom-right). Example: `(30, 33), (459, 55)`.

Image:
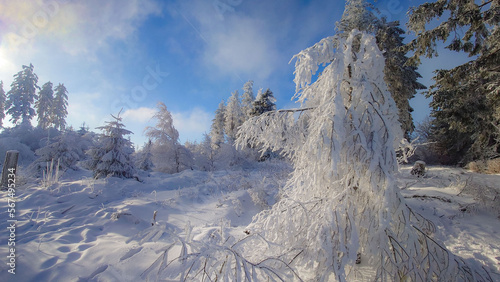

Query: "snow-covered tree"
(36, 81), (54, 129)
(236, 30), (489, 281)
(189, 134), (217, 171)
(241, 80), (255, 121)
(406, 0), (499, 163)
(86, 112), (136, 179)
(249, 88), (276, 117)
(135, 139), (154, 172)
(224, 90), (243, 142)
(145, 102), (192, 173)
(6, 64), (39, 125)
(30, 130), (83, 176)
(77, 122), (90, 136)
(210, 100), (226, 149)
(337, 0), (426, 139)
(52, 83), (68, 131)
(0, 81), (6, 128)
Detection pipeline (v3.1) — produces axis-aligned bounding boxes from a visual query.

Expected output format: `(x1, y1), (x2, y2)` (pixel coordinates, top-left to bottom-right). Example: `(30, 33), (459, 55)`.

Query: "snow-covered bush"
(85, 113), (136, 179)
(0, 137), (35, 166)
(411, 160), (426, 177)
(29, 130), (84, 177)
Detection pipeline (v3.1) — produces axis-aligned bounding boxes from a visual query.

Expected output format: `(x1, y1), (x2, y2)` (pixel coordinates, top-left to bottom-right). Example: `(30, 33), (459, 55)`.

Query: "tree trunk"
(1, 150), (19, 189)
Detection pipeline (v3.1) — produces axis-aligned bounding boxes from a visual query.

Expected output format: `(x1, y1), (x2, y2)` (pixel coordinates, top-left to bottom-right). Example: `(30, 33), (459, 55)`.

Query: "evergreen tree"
(406, 0), (499, 163)
(224, 90), (243, 142)
(336, 0), (426, 139)
(36, 81), (54, 129)
(86, 112), (136, 179)
(210, 100), (226, 149)
(135, 139), (154, 172)
(241, 80), (255, 121)
(249, 88), (276, 117)
(0, 81), (6, 128)
(145, 102), (191, 173)
(77, 122), (90, 135)
(6, 64), (39, 125)
(52, 83), (68, 131)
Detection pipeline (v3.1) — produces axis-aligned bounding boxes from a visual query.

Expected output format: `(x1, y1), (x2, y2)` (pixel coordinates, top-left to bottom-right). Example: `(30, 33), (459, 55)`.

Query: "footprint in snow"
(57, 246), (71, 253)
(40, 256), (59, 269)
(66, 252), (81, 262)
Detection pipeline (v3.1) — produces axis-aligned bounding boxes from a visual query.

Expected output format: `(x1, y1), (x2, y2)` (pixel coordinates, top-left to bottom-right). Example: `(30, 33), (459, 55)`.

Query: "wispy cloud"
(0, 0), (160, 56)
(172, 0), (283, 82)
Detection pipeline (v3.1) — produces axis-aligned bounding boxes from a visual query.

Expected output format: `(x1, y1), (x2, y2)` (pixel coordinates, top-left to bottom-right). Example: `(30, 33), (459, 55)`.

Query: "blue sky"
(0, 0), (472, 147)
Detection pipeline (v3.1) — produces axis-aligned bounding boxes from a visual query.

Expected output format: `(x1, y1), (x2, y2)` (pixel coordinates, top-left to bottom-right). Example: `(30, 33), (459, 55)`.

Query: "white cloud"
(172, 107), (212, 142)
(122, 107), (156, 123)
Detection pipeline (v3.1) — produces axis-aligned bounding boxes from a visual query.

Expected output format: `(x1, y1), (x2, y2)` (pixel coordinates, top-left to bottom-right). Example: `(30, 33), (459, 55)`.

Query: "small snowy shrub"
(410, 160), (426, 177)
(29, 130), (83, 177)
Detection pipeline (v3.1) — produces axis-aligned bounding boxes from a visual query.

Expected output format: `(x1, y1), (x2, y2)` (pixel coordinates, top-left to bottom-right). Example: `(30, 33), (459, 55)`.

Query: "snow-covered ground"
(0, 163), (499, 281)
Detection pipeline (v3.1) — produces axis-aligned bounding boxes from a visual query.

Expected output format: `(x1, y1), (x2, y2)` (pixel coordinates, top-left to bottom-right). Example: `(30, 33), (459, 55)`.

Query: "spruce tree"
(241, 80), (255, 121)
(249, 88), (276, 117)
(224, 90), (243, 142)
(210, 100), (226, 149)
(406, 0), (500, 163)
(0, 81), (6, 128)
(136, 139), (154, 172)
(52, 83), (68, 131)
(36, 81), (54, 129)
(6, 64), (39, 125)
(86, 112), (136, 179)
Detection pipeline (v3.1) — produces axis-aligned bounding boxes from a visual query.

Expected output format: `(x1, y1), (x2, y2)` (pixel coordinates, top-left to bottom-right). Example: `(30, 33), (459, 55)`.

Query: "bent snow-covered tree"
(236, 30), (490, 281)
(145, 102), (192, 174)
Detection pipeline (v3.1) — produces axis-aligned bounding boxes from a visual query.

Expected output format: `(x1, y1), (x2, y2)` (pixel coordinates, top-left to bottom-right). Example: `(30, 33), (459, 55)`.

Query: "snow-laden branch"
(290, 36), (339, 98)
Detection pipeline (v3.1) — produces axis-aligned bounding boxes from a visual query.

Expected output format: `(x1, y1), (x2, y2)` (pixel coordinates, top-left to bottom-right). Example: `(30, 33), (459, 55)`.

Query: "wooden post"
(1, 150), (19, 189)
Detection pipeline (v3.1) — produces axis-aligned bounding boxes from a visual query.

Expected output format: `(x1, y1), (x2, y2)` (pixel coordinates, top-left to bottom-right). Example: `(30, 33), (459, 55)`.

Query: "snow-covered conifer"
(86, 112), (136, 179)
(36, 81), (54, 129)
(52, 83), (68, 131)
(249, 88), (276, 117)
(0, 81), (6, 128)
(224, 90), (243, 142)
(6, 64), (39, 125)
(241, 80), (255, 121)
(210, 100), (226, 149)
(135, 139), (154, 172)
(407, 0), (499, 163)
(237, 30), (487, 280)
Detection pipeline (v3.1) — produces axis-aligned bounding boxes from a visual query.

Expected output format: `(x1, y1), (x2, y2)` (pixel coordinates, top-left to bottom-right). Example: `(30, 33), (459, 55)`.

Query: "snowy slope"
(0, 163), (499, 281)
